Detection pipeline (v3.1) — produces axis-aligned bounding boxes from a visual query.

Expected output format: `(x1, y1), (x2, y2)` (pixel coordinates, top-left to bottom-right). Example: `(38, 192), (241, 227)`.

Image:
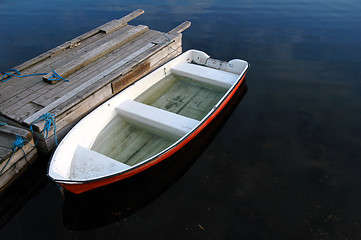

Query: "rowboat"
(47, 50), (249, 194)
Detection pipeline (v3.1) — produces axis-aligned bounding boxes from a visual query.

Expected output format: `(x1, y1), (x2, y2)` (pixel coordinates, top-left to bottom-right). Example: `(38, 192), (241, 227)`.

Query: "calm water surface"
(1, 0), (361, 239)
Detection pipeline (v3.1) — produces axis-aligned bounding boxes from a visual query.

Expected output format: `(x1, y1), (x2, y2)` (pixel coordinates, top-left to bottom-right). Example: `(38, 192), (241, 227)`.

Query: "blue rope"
(0, 113), (58, 175)
(30, 113), (58, 147)
(0, 135), (28, 175)
(0, 121), (7, 126)
(1, 69), (47, 82)
(48, 70), (69, 82)
(152, 34), (171, 46)
(152, 34), (180, 54)
(1, 69), (69, 83)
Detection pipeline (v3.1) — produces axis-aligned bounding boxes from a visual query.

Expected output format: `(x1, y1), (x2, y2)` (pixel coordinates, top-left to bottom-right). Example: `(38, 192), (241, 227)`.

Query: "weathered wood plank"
(0, 148), (38, 193)
(0, 138), (35, 170)
(112, 61), (150, 94)
(0, 125), (31, 140)
(42, 25), (149, 83)
(32, 29), (160, 107)
(35, 22), (187, 113)
(0, 136), (12, 150)
(1, 9), (144, 78)
(1, 26), (152, 119)
(99, 9), (144, 34)
(168, 21), (191, 35)
(112, 38), (182, 94)
(6, 22), (186, 126)
(0, 20), (144, 108)
(0, 26), (135, 111)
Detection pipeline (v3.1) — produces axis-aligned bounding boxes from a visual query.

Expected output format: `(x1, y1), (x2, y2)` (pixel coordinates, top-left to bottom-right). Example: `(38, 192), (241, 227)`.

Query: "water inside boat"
(90, 74), (228, 166)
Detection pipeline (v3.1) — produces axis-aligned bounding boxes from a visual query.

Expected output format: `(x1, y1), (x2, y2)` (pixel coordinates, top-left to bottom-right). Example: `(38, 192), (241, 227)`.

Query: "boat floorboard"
(91, 117), (173, 166)
(138, 75), (227, 120)
(91, 73), (227, 166)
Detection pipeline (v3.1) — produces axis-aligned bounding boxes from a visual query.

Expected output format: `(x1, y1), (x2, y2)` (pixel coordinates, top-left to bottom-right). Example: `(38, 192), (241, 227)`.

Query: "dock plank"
(1, 9), (144, 77)
(0, 26), (135, 111)
(42, 25), (149, 83)
(0, 148), (38, 192)
(99, 9), (144, 34)
(0, 23), (145, 109)
(1, 26), (155, 119)
(33, 29), (161, 107)
(0, 146), (11, 163)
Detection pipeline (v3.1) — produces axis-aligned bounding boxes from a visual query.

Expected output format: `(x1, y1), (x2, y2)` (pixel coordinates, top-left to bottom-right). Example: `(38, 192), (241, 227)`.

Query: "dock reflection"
(63, 82), (248, 230)
(0, 155), (49, 229)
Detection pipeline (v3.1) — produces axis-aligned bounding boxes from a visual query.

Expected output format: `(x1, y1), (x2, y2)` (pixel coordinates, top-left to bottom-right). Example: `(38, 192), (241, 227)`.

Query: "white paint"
(116, 99), (200, 138)
(226, 59), (249, 74)
(70, 145), (130, 181)
(171, 62), (239, 89)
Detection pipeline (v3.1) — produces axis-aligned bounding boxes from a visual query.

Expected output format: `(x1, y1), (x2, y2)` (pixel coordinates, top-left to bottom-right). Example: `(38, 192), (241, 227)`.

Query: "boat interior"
(88, 62), (240, 167)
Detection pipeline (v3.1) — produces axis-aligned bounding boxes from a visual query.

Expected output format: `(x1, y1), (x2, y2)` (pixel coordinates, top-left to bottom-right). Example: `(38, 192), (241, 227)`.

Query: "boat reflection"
(63, 82), (248, 230)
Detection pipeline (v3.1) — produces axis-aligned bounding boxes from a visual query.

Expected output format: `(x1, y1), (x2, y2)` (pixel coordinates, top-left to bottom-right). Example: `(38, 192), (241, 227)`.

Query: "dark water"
(1, 0), (361, 239)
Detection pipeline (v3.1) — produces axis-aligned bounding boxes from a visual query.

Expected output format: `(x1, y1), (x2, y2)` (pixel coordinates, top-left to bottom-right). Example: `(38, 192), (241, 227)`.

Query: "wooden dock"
(0, 124), (38, 193)
(0, 9), (190, 153)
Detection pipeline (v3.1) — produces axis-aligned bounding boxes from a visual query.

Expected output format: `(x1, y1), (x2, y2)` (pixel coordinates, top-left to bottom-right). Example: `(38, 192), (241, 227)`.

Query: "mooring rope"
(0, 113), (58, 176)
(30, 113), (58, 147)
(1, 69), (47, 82)
(0, 135), (28, 175)
(47, 70), (69, 82)
(1, 69), (68, 83)
(152, 34), (181, 54)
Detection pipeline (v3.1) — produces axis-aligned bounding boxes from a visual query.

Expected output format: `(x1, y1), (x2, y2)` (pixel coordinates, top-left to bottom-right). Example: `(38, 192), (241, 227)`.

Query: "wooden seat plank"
(115, 99), (200, 138)
(171, 62), (239, 89)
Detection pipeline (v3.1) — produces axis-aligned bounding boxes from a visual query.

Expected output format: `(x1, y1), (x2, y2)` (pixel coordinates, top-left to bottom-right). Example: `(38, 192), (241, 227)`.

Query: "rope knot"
(0, 135), (28, 175)
(30, 113), (58, 146)
(48, 70), (69, 82)
(1, 69), (21, 82)
(12, 135), (27, 149)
